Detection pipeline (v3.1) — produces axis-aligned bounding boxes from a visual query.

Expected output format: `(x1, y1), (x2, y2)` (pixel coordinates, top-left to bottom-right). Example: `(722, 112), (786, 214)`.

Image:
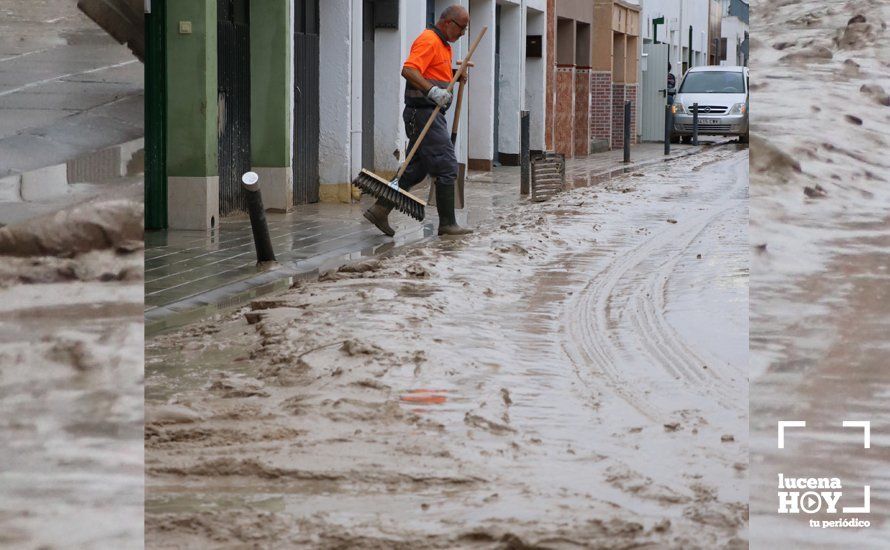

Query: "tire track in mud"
(561, 152), (748, 422)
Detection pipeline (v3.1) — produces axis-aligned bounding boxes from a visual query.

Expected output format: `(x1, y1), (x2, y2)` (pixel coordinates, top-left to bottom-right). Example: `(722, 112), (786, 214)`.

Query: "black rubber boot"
(436, 183), (472, 236)
(363, 200), (395, 237)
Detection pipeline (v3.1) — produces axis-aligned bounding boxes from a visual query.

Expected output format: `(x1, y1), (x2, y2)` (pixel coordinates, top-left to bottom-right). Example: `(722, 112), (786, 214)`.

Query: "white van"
(671, 65), (749, 144)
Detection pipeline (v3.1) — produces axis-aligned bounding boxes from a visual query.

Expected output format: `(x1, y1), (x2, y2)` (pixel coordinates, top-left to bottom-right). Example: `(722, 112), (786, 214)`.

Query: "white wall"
(721, 15), (747, 66)
(639, 0), (711, 71)
(318, 0), (364, 187)
(374, 4), (405, 173)
(526, 6), (545, 151)
(497, 3), (522, 157)
(468, 0), (495, 164)
(318, 0), (352, 185)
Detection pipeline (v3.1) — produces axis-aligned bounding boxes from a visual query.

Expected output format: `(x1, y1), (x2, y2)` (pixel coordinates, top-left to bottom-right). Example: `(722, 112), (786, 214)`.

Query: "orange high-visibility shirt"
(403, 29), (453, 84)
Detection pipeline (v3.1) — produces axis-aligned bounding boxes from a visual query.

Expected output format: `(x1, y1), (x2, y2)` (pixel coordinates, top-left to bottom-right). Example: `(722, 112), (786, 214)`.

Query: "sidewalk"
(0, 0), (143, 225)
(145, 139), (733, 333)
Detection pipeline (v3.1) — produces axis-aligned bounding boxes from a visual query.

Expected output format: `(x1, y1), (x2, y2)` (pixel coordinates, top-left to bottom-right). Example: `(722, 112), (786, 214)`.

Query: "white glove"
(426, 86), (452, 108)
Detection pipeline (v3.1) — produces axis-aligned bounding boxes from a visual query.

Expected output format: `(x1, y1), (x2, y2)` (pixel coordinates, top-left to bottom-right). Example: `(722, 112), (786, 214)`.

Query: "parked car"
(671, 65), (749, 144)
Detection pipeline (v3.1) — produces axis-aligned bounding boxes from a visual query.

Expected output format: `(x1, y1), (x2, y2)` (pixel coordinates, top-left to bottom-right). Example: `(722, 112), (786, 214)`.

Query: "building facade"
(638, 0), (711, 75)
(720, 0), (748, 66)
(545, 0), (641, 157)
(147, 0), (551, 230)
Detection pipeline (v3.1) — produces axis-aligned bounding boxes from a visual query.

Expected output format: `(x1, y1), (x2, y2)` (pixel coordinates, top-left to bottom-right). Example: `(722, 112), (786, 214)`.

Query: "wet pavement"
(145, 140), (726, 331)
(145, 143), (748, 548)
(0, 0), (143, 178)
(749, 0), (890, 547)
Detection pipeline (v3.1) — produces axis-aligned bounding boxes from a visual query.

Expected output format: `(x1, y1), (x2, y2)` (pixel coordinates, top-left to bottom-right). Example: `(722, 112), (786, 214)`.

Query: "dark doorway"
(294, 0), (320, 205)
(426, 0), (435, 27)
(493, 4), (501, 166)
(145, 0), (166, 229)
(217, 0), (251, 216)
(362, 0), (375, 170)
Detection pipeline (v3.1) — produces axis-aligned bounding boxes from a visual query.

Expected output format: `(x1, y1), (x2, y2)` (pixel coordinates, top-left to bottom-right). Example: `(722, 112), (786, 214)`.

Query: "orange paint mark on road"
(400, 388), (449, 405)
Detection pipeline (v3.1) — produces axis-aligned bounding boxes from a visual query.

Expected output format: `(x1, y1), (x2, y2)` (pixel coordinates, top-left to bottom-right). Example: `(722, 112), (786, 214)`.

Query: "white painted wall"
(525, 6), (545, 151)
(374, 21), (403, 173)
(468, 0), (495, 164)
(639, 0), (710, 71)
(318, 0), (353, 185)
(497, 3), (522, 157)
(721, 15), (747, 66)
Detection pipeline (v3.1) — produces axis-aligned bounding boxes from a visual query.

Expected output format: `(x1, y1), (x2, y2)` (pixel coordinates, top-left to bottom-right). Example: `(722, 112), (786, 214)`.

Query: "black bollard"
(623, 101), (631, 163)
(520, 110), (530, 195)
(664, 104), (672, 155)
(241, 172), (276, 264)
(692, 102), (699, 146)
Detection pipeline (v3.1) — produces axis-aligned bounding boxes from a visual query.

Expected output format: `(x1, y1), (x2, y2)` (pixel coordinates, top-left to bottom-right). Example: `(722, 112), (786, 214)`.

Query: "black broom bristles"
(352, 169), (426, 222)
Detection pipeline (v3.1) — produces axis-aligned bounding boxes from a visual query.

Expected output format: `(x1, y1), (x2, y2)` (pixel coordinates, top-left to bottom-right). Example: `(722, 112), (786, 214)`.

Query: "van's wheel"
(670, 133), (680, 144)
(739, 132), (749, 144)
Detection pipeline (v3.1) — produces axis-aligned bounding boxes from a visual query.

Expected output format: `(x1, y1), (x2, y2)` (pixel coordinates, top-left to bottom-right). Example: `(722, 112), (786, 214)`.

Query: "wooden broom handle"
(396, 26), (488, 180)
(450, 79), (465, 143)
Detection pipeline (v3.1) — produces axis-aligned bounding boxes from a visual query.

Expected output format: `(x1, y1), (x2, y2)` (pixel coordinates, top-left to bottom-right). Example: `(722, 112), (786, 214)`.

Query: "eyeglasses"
(450, 19), (467, 34)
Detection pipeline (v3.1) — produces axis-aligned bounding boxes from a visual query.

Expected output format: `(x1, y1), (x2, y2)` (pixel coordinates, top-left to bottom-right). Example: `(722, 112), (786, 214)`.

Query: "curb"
(145, 139), (740, 336)
(145, 266), (319, 337)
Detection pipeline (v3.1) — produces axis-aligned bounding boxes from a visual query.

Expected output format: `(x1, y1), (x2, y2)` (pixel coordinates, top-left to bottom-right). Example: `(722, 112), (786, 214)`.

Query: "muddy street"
(749, 0), (890, 546)
(0, 201), (145, 548)
(145, 145), (748, 548)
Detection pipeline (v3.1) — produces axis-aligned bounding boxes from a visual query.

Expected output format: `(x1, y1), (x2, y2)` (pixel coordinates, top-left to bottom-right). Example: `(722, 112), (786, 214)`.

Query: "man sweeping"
(363, 5), (473, 237)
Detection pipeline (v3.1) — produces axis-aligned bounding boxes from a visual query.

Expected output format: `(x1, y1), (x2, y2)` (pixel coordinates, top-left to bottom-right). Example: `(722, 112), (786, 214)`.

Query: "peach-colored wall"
(555, 0), (593, 24)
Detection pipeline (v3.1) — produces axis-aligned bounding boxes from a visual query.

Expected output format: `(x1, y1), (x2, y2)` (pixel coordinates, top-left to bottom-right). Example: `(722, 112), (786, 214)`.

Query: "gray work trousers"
(398, 105), (457, 190)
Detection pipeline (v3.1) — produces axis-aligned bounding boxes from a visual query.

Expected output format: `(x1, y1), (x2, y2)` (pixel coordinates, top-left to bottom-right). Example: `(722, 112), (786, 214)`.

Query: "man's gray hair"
(439, 5), (467, 21)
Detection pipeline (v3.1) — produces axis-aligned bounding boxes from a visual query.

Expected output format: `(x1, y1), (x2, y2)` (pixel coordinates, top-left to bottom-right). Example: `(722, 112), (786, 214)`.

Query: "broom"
(352, 26), (488, 221)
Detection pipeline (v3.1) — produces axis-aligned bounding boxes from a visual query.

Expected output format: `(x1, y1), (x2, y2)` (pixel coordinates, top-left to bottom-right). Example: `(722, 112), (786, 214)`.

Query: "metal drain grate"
(530, 152), (566, 202)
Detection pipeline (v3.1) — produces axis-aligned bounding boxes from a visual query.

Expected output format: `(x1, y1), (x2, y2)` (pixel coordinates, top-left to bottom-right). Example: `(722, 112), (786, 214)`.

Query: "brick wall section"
(589, 71), (612, 147)
(611, 83), (626, 150)
(626, 83), (638, 145)
(573, 67), (590, 157)
(545, 0), (555, 151)
(554, 66), (575, 157)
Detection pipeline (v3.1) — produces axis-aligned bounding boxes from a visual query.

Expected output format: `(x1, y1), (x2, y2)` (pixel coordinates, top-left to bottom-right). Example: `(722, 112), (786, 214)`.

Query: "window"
(679, 71), (745, 93)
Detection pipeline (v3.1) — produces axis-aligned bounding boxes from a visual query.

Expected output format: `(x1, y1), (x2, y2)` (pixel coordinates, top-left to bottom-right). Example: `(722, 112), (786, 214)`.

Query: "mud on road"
(749, 0), (890, 546)
(146, 146), (748, 549)
(0, 198), (144, 549)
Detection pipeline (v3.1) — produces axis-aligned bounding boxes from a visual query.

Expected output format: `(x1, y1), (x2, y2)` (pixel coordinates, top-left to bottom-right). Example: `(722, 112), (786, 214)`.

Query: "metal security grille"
(293, 0), (320, 205)
(362, 0), (375, 171)
(682, 124), (733, 132)
(217, 0), (251, 216)
(692, 105), (729, 114)
(145, 0), (166, 229)
(530, 152), (566, 202)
